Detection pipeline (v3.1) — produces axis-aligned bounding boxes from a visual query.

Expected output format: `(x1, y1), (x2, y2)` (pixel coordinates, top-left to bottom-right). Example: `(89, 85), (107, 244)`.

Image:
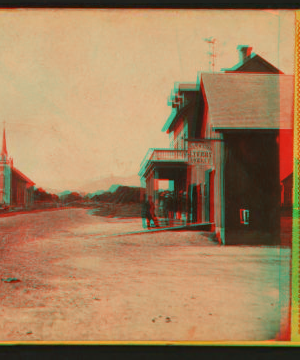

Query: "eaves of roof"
(12, 167), (35, 186)
(161, 101), (195, 133)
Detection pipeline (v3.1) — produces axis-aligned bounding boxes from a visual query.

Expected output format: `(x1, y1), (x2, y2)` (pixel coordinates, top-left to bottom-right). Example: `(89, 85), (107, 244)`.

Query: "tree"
(34, 188), (58, 203)
(60, 192), (83, 204)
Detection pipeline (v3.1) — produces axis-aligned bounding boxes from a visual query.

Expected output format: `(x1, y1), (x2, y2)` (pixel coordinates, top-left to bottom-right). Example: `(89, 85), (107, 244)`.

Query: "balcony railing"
(139, 148), (188, 177)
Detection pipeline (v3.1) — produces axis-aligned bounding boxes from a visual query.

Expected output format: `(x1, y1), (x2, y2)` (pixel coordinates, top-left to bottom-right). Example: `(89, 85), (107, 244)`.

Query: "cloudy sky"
(0, 9), (295, 191)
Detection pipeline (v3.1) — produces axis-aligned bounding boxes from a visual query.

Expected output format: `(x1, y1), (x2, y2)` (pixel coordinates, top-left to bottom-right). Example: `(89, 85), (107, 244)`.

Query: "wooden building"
(0, 128), (35, 208)
(139, 45), (294, 245)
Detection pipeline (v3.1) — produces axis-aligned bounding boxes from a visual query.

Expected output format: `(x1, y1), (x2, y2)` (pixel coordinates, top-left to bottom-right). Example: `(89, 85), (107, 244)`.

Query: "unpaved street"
(0, 209), (291, 342)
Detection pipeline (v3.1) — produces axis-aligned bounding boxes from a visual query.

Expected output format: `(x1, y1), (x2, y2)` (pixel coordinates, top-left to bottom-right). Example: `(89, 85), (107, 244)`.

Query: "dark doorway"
(209, 170), (215, 223)
(224, 131), (280, 245)
(198, 184), (203, 223)
(192, 185), (198, 223)
(205, 169), (215, 223)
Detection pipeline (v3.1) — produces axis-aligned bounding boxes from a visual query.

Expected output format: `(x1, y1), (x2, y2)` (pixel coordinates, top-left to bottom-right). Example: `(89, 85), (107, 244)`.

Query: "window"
(183, 119), (188, 150)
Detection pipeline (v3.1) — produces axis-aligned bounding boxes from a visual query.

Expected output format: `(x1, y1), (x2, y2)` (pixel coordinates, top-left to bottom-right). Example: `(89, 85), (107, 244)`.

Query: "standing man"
(141, 196), (150, 229)
(148, 196), (160, 229)
(141, 196), (160, 229)
(166, 194), (174, 227)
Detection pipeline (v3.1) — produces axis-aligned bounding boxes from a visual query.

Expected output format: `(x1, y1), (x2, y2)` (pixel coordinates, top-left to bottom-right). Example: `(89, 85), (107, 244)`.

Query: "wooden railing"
(151, 149), (187, 161)
(139, 148), (188, 177)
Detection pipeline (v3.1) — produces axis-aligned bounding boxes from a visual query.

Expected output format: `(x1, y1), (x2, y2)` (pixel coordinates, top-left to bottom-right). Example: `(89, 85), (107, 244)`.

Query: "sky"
(0, 9), (295, 192)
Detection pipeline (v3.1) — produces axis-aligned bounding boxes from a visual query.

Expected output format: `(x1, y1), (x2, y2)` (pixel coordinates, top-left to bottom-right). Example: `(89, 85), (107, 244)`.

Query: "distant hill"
(58, 190), (73, 197)
(85, 190), (105, 198)
(77, 174), (141, 193)
(42, 187), (65, 195)
(41, 174), (142, 195)
(108, 184), (120, 192)
(108, 184), (140, 193)
(92, 185), (145, 204)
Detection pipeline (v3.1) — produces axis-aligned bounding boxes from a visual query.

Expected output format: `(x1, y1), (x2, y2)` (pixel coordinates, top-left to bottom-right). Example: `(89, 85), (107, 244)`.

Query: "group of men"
(141, 195), (178, 230)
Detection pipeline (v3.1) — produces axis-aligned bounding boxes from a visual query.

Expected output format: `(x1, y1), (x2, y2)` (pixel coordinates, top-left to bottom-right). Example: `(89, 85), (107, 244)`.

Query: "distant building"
(0, 127), (35, 208)
(139, 45), (294, 245)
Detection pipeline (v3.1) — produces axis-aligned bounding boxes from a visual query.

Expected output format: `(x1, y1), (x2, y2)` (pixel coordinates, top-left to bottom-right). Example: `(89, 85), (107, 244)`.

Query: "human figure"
(141, 197), (150, 229)
(148, 196), (160, 229)
(141, 196), (159, 229)
(162, 198), (169, 226)
(186, 194), (192, 224)
(166, 195), (174, 227)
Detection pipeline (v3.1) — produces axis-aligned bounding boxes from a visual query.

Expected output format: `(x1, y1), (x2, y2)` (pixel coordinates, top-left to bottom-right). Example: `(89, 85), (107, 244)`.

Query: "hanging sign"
(188, 142), (213, 165)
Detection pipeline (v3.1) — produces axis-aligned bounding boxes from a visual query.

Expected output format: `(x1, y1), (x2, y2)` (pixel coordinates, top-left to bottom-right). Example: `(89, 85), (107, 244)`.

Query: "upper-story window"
(173, 117), (188, 150)
(183, 118), (188, 150)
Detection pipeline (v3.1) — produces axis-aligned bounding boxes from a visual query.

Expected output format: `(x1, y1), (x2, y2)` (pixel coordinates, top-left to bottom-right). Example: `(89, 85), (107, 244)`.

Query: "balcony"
(139, 148), (188, 178)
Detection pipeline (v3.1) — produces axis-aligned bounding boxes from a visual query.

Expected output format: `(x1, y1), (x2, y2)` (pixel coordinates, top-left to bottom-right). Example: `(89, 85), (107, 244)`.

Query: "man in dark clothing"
(148, 196), (160, 228)
(165, 195), (174, 227)
(141, 196), (160, 229)
(141, 198), (150, 229)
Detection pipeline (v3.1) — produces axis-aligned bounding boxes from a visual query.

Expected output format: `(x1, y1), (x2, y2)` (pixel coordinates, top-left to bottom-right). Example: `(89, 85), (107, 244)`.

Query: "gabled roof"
(221, 53), (283, 74)
(12, 167), (35, 186)
(200, 73), (294, 130)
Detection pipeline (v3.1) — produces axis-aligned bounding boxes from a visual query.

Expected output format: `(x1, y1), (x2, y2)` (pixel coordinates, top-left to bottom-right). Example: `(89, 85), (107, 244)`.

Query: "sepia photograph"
(0, 9), (295, 342)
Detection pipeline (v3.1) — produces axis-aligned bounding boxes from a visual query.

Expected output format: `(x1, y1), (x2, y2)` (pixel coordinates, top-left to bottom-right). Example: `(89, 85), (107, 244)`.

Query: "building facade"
(139, 45), (294, 245)
(0, 128), (35, 208)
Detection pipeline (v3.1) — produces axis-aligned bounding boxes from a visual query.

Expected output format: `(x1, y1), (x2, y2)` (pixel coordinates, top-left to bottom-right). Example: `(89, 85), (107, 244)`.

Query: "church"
(0, 127), (35, 208)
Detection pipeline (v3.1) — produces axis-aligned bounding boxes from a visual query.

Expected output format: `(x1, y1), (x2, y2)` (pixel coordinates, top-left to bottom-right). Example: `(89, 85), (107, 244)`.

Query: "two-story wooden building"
(139, 45), (294, 245)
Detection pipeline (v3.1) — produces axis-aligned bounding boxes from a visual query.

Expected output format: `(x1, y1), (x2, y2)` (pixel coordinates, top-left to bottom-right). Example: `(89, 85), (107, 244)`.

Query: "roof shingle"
(201, 73), (294, 130)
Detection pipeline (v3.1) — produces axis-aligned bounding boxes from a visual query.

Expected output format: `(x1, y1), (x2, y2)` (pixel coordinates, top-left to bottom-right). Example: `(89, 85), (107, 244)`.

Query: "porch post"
(140, 177), (146, 202)
(198, 183), (203, 223)
(214, 134), (225, 244)
(186, 165), (192, 224)
(149, 170), (154, 201)
(153, 169), (159, 215)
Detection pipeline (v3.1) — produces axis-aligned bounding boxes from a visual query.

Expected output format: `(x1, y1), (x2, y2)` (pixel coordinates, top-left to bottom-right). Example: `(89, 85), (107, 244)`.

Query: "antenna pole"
(204, 38), (217, 73)
(212, 39), (215, 73)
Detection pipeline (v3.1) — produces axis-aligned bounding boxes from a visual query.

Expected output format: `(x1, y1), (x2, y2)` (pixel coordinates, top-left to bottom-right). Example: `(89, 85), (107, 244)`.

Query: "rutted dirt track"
(0, 209), (291, 341)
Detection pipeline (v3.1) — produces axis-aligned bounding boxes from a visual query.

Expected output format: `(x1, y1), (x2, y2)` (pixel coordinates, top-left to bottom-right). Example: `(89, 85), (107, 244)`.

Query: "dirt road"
(0, 209), (291, 342)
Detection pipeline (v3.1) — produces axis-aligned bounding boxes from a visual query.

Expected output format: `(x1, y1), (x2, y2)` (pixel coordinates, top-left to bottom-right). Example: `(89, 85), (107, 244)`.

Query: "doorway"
(224, 131), (280, 245)
(205, 169), (215, 223)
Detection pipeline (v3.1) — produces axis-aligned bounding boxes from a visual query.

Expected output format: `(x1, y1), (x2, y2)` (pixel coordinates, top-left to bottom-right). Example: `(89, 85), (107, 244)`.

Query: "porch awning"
(139, 148), (188, 179)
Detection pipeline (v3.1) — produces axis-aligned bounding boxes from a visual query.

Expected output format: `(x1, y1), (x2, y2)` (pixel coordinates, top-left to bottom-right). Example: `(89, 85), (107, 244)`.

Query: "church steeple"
(1, 126), (7, 157)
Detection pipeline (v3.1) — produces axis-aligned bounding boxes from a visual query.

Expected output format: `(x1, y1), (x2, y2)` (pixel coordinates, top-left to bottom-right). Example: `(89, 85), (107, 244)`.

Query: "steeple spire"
(1, 122), (7, 157)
